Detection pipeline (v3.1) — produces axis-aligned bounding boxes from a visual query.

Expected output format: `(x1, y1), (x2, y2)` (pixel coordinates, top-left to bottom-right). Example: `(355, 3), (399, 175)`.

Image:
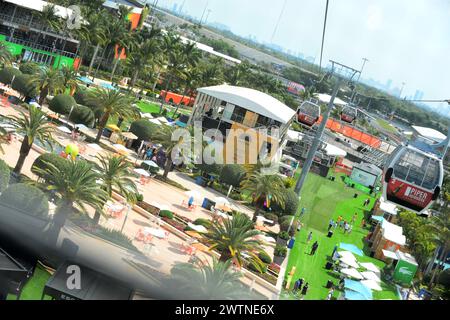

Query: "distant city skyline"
(156, 0), (450, 115)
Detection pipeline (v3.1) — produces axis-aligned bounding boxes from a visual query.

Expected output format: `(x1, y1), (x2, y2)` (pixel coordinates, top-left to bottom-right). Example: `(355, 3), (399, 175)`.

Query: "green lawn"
(137, 101), (192, 116)
(283, 171), (399, 300)
(376, 118), (397, 133)
(7, 265), (51, 300)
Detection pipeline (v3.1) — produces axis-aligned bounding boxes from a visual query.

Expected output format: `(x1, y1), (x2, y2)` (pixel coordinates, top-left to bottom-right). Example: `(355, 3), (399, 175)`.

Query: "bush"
(12, 74), (38, 99)
(19, 62), (40, 75)
(264, 212), (278, 223)
(69, 105), (95, 127)
(247, 261), (268, 274)
(273, 189), (299, 216)
(196, 163), (223, 176)
(73, 88), (90, 106)
(48, 94), (76, 115)
(278, 231), (290, 240)
(130, 119), (159, 141)
(283, 177), (295, 189)
(31, 153), (66, 179)
(0, 159), (10, 193)
(0, 183), (49, 218)
(193, 218), (211, 228)
(258, 251), (272, 264)
(220, 164), (246, 187)
(136, 193), (144, 202)
(159, 210), (174, 219)
(0, 67), (22, 85)
(279, 215), (294, 224)
(279, 220), (297, 237)
(274, 245), (287, 257)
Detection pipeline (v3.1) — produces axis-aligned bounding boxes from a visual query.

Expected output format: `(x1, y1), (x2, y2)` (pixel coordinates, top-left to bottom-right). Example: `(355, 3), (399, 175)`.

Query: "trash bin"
(195, 176), (207, 187)
(325, 262), (333, 270)
(202, 198), (216, 211)
(327, 230), (334, 238)
(326, 280), (334, 289)
(287, 238), (295, 249)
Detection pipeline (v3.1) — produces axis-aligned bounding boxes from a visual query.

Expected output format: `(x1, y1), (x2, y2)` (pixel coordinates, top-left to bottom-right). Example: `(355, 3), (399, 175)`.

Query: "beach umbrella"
(57, 126), (72, 134)
(134, 168), (150, 177)
(75, 124), (88, 130)
(148, 119), (162, 125)
(107, 124), (121, 132)
(360, 262), (381, 275)
(339, 243), (364, 257)
(361, 271), (381, 283)
(340, 268), (364, 280)
(188, 223), (208, 233)
(215, 197), (230, 205)
(361, 280), (382, 291)
(143, 160), (159, 168)
(344, 279), (373, 299)
(113, 144), (129, 155)
(339, 256), (359, 269)
(185, 190), (202, 199)
(338, 251), (357, 262)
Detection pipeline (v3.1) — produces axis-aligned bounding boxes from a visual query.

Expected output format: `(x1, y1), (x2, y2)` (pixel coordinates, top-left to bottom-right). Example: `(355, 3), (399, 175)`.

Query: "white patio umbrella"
(361, 280), (383, 291)
(340, 268), (364, 280)
(156, 117), (169, 124)
(338, 251), (357, 262)
(188, 223), (208, 233)
(360, 262), (381, 275)
(215, 197), (230, 205)
(134, 168), (150, 177)
(141, 113), (154, 119)
(143, 160), (159, 168)
(75, 124), (88, 130)
(185, 190), (202, 198)
(57, 126), (72, 134)
(148, 119), (162, 125)
(113, 144), (129, 155)
(339, 256), (360, 269)
(361, 271), (381, 283)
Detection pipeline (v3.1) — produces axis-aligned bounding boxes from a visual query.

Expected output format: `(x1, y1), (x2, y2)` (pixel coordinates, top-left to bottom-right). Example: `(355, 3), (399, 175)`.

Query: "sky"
(157, 0), (450, 112)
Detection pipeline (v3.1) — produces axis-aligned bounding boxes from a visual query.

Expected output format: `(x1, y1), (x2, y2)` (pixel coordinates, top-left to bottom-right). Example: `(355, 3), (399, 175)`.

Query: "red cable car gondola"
(340, 105), (357, 123)
(383, 145), (443, 213)
(296, 99), (321, 127)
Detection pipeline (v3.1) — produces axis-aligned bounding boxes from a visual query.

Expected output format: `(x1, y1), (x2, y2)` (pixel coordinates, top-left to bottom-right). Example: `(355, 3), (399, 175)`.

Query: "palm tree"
(31, 67), (65, 105)
(204, 213), (264, 268)
(108, 16), (133, 81)
(92, 154), (138, 224)
(224, 61), (250, 86)
(172, 67), (201, 117)
(198, 58), (224, 87)
(83, 10), (108, 75)
(426, 209), (450, 288)
(33, 4), (61, 35)
(85, 88), (140, 142)
(241, 172), (286, 222)
(0, 43), (13, 67)
(151, 124), (191, 179)
(168, 259), (254, 300)
(299, 86), (317, 101)
(32, 159), (108, 243)
(7, 106), (54, 175)
(60, 66), (78, 96)
(0, 127), (9, 154)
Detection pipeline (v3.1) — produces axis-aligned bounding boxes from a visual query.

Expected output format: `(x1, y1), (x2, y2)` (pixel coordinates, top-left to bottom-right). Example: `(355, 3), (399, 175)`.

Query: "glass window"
(422, 159), (440, 190)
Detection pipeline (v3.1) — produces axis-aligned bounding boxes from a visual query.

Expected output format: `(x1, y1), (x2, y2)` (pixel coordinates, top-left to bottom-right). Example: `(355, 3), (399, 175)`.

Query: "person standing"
(307, 231), (313, 243)
(326, 288), (334, 300)
(361, 219), (366, 228)
(300, 207), (306, 217)
(351, 213), (358, 224)
(297, 222), (303, 233)
(301, 282), (309, 297)
(328, 219), (334, 231)
(348, 224), (353, 234)
(344, 222), (350, 234)
(310, 241), (319, 255)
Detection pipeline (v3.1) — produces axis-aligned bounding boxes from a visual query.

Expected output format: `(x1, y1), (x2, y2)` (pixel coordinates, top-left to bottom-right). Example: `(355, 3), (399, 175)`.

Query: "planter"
(276, 236), (288, 246)
(273, 255), (286, 266)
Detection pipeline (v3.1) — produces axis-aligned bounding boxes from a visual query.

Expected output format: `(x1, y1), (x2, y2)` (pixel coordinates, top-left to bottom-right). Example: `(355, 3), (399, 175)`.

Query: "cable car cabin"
(340, 106), (357, 123)
(383, 145), (443, 213)
(296, 100), (321, 127)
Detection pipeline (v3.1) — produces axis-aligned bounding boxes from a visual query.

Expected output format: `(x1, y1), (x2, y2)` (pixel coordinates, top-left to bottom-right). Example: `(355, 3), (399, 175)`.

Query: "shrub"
(279, 220), (297, 237)
(196, 163), (223, 176)
(264, 213), (278, 223)
(31, 153), (66, 179)
(274, 245), (287, 257)
(273, 189), (299, 216)
(73, 88), (90, 106)
(258, 251), (272, 264)
(136, 193), (144, 202)
(193, 218), (211, 228)
(247, 261), (268, 274)
(49, 94), (77, 115)
(0, 159), (10, 193)
(11, 74), (38, 99)
(0, 67), (22, 84)
(69, 105), (95, 127)
(19, 62), (40, 75)
(283, 177), (295, 189)
(279, 215), (294, 225)
(159, 210), (174, 219)
(130, 119), (159, 141)
(219, 164), (246, 187)
(0, 183), (49, 218)
(278, 231), (290, 240)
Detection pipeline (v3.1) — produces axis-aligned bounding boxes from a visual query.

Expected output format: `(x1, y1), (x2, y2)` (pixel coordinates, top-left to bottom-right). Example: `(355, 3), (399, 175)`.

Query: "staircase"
(360, 148), (389, 168)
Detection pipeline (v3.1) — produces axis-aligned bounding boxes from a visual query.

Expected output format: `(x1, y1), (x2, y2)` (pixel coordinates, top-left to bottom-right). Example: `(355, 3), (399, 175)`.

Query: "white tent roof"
(361, 280), (382, 291)
(5, 0), (81, 20)
(412, 126), (447, 142)
(324, 143), (347, 157)
(379, 197), (399, 216)
(316, 93), (348, 106)
(197, 85), (296, 124)
(286, 130), (304, 142)
(382, 249), (399, 260)
(381, 219), (406, 246)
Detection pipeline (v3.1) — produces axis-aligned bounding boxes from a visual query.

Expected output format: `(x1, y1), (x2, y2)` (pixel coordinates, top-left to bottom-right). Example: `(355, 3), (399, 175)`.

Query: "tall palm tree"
(83, 10), (108, 75)
(0, 127), (9, 154)
(426, 210), (450, 288)
(241, 172), (286, 222)
(85, 88), (140, 142)
(198, 59), (224, 87)
(32, 159), (108, 243)
(7, 106), (54, 175)
(168, 259), (253, 300)
(92, 154), (138, 224)
(151, 124), (191, 179)
(0, 43), (13, 67)
(33, 4), (61, 34)
(108, 14), (133, 81)
(204, 213), (264, 269)
(224, 62), (250, 86)
(172, 67), (201, 117)
(31, 67), (65, 105)
(60, 66), (78, 96)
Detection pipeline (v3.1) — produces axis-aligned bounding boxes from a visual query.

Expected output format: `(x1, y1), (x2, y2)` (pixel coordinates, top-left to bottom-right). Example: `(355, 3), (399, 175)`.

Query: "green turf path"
(7, 265), (51, 300)
(283, 170), (399, 300)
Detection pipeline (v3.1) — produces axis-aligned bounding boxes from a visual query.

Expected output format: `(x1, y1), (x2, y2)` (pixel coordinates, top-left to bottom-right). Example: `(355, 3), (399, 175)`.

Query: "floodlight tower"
(294, 61), (360, 197)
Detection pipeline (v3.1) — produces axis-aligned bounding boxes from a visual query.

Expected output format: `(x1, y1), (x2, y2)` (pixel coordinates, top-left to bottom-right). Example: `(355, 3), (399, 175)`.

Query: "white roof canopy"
(316, 93), (348, 106)
(412, 126), (447, 143)
(379, 197), (399, 216)
(5, 0), (78, 19)
(324, 143), (347, 157)
(381, 219), (406, 246)
(197, 85), (296, 124)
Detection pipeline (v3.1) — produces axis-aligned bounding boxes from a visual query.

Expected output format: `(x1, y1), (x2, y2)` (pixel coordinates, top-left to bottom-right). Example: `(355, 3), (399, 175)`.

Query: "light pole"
(199, 1), (209, 26)
(204, 9), (212, 25)
(294, 61), (360, 197)
(357, 58), (369, 82)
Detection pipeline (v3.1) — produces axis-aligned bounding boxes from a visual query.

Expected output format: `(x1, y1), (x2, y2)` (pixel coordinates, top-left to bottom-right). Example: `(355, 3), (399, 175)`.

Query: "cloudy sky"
(157, 0), (450, 110)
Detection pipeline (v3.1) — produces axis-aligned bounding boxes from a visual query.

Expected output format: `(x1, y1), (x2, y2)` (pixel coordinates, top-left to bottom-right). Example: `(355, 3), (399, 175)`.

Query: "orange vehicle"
(160, 91), (195, 106)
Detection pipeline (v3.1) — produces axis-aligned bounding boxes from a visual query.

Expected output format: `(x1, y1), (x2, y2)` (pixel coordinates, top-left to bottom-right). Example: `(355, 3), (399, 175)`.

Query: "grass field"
(283, 170), (399, 300)
(7, 265), (51, 300)
(376, 118), (397, 133)
(137, 101), (192, 116)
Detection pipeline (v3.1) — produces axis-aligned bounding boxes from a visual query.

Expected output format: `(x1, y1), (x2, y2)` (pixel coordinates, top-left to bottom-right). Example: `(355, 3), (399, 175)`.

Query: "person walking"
(344, 222), (350, 234)
(301, 282), (309, 297)
(351, 213), (358, 224)
(326, 288), (334, 300)
(348, 224), (353, 234)
(328, 219), (334, 231)
(307, 231), (313, 243)
(310, 241), (319, 255)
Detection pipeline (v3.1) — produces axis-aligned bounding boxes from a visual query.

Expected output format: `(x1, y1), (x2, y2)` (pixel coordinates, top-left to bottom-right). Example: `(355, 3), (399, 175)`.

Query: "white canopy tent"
(381, 219), (406, 246)
(379, 197), (399, 216)
(316, 93), (348, 106)
(361, 271), (381, 283)
(197, 85), (296, 124)
(341, 268), (364, 280)
(361, 280), (382, 291)
(360, 262), (381, 275)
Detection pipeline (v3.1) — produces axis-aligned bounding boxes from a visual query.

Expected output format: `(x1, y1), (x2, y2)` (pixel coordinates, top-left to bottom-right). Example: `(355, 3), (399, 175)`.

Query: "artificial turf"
(283, 170), (400, 300)
(7, 265), (52, 300)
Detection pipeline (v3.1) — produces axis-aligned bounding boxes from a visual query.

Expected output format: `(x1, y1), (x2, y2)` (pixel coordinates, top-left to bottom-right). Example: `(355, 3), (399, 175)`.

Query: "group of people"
(327, 214), (357, 235)
(306, 232), (320, 256)
(139, 145), (158, 161)
(292, 278), (309, 298)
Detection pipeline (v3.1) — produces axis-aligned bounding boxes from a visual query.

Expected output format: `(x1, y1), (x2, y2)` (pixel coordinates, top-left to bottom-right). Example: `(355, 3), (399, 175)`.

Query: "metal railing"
(5, 36), (76, 58)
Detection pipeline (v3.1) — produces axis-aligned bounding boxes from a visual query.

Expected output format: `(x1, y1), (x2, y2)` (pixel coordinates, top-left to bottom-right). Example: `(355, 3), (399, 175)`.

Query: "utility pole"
(199, 1), (209, 26)
(319, 0), (330, 72)
(357, 58), (369, 82)
(204, 9), (212, 25)
(399, 82), (406, 99)
(294, 61), (360, 197)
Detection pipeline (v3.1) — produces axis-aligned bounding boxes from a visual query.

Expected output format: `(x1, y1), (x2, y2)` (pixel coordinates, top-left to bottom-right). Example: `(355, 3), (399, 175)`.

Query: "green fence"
(344, 176), (372, 194)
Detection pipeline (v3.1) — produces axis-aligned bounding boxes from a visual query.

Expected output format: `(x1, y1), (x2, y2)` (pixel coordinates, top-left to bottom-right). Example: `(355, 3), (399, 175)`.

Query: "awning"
(121, 132), (138, 140)
(344, 279), (373, 299)
(371, 215), (384, 223)
(324, 143), (347, 157)
(379, 197), (398, 215)
(381, 219), (406, 246)
(382, 249), (399, 260)
(339, 243), (364, 257)
(43, 261), (133, 300)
